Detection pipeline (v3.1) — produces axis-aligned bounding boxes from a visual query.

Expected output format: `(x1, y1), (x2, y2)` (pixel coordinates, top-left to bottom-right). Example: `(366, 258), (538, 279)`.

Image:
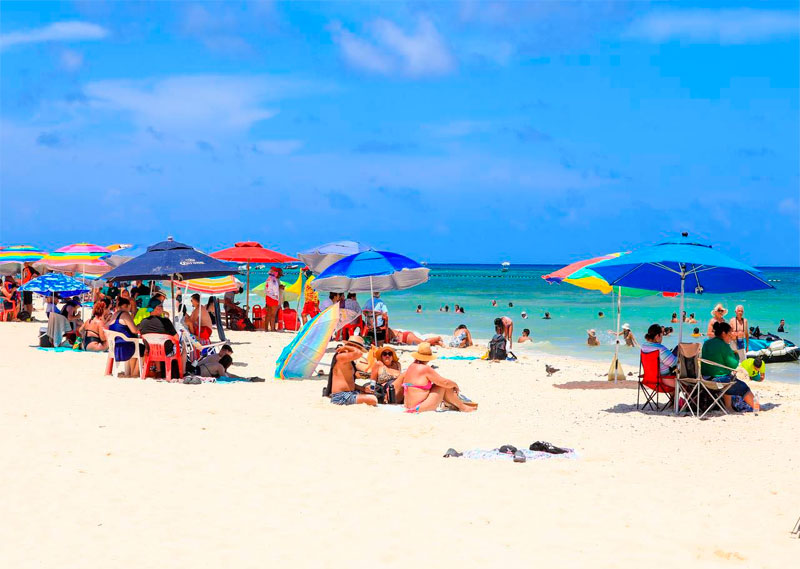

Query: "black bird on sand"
(545, 364), (560, 376)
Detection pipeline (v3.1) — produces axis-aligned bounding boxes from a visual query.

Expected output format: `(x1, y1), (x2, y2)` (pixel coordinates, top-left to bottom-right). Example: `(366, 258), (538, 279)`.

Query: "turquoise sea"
(246, 264), (800, 384)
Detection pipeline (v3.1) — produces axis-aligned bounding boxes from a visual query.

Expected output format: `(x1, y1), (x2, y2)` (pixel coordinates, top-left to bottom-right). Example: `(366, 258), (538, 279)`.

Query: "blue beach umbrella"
(311, 249), (430, 341)
(19, 273), (90, 298)
(297, 240), (374, 275)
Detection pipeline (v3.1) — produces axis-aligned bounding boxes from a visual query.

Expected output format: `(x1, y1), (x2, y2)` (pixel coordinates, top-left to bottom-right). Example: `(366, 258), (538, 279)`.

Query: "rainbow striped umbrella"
(0, 245), (46, 275)
(35, 243), (112, 275)
(171, 275), (242, 295)
(274, 304), (340, 379)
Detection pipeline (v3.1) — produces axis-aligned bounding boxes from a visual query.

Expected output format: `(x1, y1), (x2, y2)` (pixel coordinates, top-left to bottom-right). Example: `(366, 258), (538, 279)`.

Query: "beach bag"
(16, 310), (31, 321)
(488, 334), (507, 361)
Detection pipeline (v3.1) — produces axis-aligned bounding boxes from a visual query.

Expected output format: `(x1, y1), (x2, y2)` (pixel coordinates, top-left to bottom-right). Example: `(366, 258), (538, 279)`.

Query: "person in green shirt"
(740, 357), (766, 381)
(701, 321), (754, 412)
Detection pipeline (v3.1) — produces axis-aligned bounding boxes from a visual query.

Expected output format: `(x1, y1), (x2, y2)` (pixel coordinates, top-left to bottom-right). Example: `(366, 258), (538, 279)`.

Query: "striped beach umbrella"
(0, 245), (47, 275)
(35, 243), (112, 275)
(171, 275), (242, 295)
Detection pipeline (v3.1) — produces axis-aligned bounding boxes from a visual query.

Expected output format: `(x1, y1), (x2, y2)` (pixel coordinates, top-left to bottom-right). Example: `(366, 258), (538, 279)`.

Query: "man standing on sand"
(326, 336), (377, 406)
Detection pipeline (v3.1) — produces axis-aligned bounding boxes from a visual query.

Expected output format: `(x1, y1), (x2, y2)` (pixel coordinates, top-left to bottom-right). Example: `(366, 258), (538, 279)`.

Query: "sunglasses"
(381, 352), (393, 357)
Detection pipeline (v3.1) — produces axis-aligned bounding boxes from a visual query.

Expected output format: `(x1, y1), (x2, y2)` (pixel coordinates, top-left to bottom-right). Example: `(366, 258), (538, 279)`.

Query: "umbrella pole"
(246, 262), (251, 322)
(370, 276), (378, 345)
(612, 286), (622, 382)
(171, 276), (176, 324)
(675, 271), (686, 414)
(295, 271), (304, 335)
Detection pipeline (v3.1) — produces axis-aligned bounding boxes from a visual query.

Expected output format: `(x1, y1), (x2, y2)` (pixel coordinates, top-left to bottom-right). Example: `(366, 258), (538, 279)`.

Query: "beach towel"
(438, 355), (481, 360)
(36, 347), (87, 353)
(453, 448), (577, 462)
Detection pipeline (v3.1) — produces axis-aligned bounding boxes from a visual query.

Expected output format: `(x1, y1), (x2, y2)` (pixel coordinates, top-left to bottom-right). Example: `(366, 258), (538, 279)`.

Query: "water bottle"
(753, 393), (760, 416)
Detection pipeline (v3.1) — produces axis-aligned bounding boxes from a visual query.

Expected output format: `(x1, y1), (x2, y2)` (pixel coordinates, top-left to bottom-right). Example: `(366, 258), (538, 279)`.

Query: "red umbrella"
(210, 242), (298, 316)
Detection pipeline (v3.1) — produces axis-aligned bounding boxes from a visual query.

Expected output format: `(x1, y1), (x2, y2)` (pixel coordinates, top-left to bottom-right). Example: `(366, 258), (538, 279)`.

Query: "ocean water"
(245, 264), (800, 384)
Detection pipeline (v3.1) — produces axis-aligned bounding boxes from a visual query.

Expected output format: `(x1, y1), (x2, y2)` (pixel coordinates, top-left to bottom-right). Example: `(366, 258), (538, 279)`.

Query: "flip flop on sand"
(443, 448), (463, 458)
(498, 444), (518, 454)
(529, 441), (569, 455)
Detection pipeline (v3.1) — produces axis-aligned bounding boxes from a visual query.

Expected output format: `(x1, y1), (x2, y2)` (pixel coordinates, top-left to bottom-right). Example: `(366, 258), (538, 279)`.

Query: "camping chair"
(637, 350), (676, 412)
(140, 333), (184, 381)
(676, 343), (734, 419)
(105, 331), (143, 376)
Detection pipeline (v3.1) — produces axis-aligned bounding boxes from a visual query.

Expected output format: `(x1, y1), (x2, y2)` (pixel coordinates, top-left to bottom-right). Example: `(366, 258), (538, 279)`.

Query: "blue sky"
(1, 1), (798, 266)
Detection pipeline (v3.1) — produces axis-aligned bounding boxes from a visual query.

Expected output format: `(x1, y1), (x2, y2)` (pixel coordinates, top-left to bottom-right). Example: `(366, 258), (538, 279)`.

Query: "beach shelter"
(274, 304), (340, 379)
(298, 241), (373, 275)
(35, 243), (112, 275)
(591, 233), (773, 411)
(105, 245), (148, 268)
(210, 242), (297, 316)
(19, 273), (90, 298)
(312, 250), (429, 341)
(103, 238), (239, 321)
(171, 275), (242, 295)
(0, 245), (46, 276)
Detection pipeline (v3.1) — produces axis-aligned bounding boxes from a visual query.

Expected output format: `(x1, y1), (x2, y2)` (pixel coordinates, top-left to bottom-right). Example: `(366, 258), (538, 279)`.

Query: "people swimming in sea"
(543, 311), (551, 320)
(508, 302), (514, 308)
(598, 311), (604, 318)
(691, 327), (702, 338)
(491, 300), (497, 307)
(609, 323), (637, 347)
(402, 343), (476, 414)
(521, 311), (528, 319)
(518, 328), (532, 343)
(587, 329), (599, 346)
(444, 305), (449, 312)
(670, 312), (678, 323)
(777, 319), (785, 332)
(415, 304), (422, 313)
(687, 313), (697, 323)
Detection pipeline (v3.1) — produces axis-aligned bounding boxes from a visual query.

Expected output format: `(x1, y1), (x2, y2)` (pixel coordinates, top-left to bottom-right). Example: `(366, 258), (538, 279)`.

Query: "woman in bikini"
(402, 343), (476, 413)
(707, 303), (728, 338)
(80, 301), (109, 352)
(370, 346), (405, 403)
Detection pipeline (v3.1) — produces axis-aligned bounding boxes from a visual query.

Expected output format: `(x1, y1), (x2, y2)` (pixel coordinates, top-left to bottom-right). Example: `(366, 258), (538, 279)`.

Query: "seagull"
(545, 364), (560, 376)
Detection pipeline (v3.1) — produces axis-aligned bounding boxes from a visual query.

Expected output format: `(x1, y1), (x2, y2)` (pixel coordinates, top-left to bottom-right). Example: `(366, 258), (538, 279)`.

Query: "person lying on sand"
(402, 343), (476, 414)
(389, 325), (473, 348)
(328, 336), (377, 406)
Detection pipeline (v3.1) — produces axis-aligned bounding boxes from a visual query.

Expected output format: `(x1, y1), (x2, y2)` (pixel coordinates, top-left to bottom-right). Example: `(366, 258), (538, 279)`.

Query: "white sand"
(1, 320), (798, 568)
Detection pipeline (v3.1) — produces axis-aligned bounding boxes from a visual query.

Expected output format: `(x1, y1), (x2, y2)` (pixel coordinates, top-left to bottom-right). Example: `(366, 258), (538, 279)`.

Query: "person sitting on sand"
(740, 356), (766, 382)
(587, 329), (599, 346)
(327, 336), (377, 406)
(80, 301), (109, 351)
(495, 316), (514, 349)
(224, 287), (247, 320)
(370, 346), (404, 403)
(402, 343), (476, 414)
(641, 323), (678, 376)
(186, 293), (213, 342)
(518, 328), (532, 343)
(449, 324), (473, 348)
(702, 321), (755, 412)
(61, 298), (83, 329)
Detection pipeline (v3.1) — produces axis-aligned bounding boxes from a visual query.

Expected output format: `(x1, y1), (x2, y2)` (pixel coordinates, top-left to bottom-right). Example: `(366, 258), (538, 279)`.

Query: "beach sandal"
(513, 450), (527, 463)
(443, 448), (463, 458)
(457, 393), (478, 409)
(529, 441), (569, 455)
(249, 376), (265, 382)
(183, 375), (202, 385)
(498, 444), (518, 455)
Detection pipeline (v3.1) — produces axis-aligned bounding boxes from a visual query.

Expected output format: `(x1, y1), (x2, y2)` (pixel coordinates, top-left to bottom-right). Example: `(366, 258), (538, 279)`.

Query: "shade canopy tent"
(0, 245), (46, 276)
(590, 234), (773, 412)
(19, 273), (90, 297)
(103, 238), (239, 321)
(298, 240), (373, 275)
(210, 241), (297, 315)
(34, 243), (112, 275)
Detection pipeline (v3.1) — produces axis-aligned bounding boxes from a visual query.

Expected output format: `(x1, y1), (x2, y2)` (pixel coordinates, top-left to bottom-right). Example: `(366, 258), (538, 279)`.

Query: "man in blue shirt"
(363, 292), (388, 345)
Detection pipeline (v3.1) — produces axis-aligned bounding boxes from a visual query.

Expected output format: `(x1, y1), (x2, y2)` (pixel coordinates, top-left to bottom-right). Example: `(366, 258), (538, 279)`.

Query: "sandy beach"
(1, 319), (798, 569)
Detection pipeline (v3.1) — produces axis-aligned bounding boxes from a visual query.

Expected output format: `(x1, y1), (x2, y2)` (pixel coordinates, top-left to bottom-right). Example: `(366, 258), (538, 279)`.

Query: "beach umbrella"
(105, 245), (148, 268)
(210, 242), (298, 317)
(591, 233), (773, 410)
(171, 275), (242, 295)
(312, 250), (430, 342)
(103, 238), (239, 321)
(19, 273), (90, 298)
(106, 243), (133, 252)
(0, 245), (46, 276)
(274, 304), (340, 379)
(298, 240), (373, 275)
(35, 243), (112, 275)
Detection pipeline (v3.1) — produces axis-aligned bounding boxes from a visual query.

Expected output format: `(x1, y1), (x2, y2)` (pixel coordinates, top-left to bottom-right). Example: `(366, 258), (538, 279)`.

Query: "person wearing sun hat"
(327, 335), (378, 406)
(370, 345), (404, 403)
(608, 323), (637, 347)
(707, 303), (728, 338)
(263, 266), (283, 332)
(401, 342), (476, 413)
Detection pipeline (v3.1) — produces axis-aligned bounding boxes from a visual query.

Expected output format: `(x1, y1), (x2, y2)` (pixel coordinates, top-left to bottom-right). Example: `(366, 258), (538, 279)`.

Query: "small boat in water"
(746, 328), (799, 363)
(501, 261), (510, 272)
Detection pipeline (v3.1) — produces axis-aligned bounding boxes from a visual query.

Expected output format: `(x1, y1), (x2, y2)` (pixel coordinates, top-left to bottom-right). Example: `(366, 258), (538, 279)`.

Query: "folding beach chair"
(637, 350), (676, 412)
(676, 343), (733, 419)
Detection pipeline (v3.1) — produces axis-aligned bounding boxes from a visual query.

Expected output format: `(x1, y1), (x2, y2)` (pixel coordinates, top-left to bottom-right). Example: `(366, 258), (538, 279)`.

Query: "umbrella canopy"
(311, 250), (429, 293)
(105, 245), (148, 268)
(298, 240), (373, 275)
(210, 241), (297, 264)
(274, 304), (340, 379)
(590, 236), (772, 294)
(19, 273), (90, 297)
(253, 273), (304, 302)
(102, 238), (239, 282)
(172, 275), (242, 295)
(35, 243), (112, 275)
(0, 245), (47, 275)
(542, 252), (663, 298)
(106, 243), (133, 252)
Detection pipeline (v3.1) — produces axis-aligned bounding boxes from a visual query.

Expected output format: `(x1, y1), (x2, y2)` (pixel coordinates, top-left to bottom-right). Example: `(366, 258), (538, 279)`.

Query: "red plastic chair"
(140, 333), (183, 381)
(1, 299), (18, 322)
(252, 305), (263, 330)
(339, 316), (362, 341)
(280, 308), (300, 331)
(638, 349), (676, 412)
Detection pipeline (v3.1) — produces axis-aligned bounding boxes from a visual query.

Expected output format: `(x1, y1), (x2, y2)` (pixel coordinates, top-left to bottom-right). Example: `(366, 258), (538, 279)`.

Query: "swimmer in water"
(598, 311), (604, 318)
(587, 329), (599, 346)
(521, 311), (527, 319)
(416, 304), (422, 313)
(543, 311), (551, 320)
(518, 328), (532, 343)
(491, 300), (497, 307)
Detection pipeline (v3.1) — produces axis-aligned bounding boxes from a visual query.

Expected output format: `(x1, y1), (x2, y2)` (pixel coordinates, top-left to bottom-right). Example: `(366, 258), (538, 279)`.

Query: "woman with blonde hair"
(707, 303), (727, 338)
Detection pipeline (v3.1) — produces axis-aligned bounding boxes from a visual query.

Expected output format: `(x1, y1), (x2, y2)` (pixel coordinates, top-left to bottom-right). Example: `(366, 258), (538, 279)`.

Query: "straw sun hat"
(345, 335), (367, 353)
(411, 342), (437, 362)
(711, 303), (728, 317)
(378, 345), (399, 364)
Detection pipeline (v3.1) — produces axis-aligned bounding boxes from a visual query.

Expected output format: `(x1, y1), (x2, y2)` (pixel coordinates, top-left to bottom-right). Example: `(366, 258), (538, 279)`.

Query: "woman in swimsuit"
(402, 342), (476, 413)
(370, 346), (405, 403)
(707, 303), (728, 338)
(80, 301), (109, 352)
(108, 297), (141, 376)
(390, 329), (445, 346)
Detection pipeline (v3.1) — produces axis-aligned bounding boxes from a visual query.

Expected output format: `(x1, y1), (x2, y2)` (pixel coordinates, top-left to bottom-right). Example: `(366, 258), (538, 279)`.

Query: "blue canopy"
(102, 238), (239, 282)
(590, 236), (772, 294)
(311, 250), (429, 293)
(297, 240), (374, 275)
(19, 273), (90, 297)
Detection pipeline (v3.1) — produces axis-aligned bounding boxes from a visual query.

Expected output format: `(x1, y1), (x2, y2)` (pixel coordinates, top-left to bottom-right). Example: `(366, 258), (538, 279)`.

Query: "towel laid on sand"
(456, 448), (577, 461)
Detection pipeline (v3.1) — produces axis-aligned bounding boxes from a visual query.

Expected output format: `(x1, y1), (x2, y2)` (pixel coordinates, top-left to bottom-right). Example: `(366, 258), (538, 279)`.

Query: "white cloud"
(252, 140), (303, 155)
(83, 75), (282, 133)
(626, 9), (799, 44)
(60, 49), (84, 71)
(0, 21), (108, 50)
(330, 17), (455, 77)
